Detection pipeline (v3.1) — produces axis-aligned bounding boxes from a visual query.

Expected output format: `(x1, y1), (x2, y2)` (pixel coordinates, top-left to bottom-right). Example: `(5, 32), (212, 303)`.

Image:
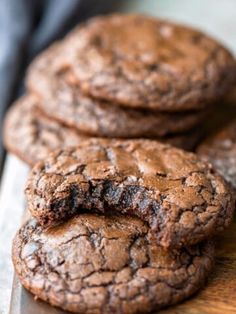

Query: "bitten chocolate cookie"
(25, 141), (234, 249)
(42, 14), (236, 111)
(197, 119), (236, 190)
(26, 43), (209, 138)
(12, 214), (214, 314)
(3, 95), (202, 166)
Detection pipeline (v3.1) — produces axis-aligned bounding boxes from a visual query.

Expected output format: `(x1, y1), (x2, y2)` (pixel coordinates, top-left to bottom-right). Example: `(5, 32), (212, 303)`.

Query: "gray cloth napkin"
(0, 0), (118, 166)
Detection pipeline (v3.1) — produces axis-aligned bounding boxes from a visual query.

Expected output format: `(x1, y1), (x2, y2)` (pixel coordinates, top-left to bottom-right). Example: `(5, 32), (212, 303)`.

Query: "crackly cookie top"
(25, 140), (234, 248)
(197, 119), (236, 190)
(26, 43), (208, 138)
(43, 14), (236, 111)
(12, 214), (214, 314)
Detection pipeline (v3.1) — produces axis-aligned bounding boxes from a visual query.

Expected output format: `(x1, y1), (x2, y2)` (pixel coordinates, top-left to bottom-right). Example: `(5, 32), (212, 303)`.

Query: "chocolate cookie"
(3, 95), (90, 166)
(25, 140), (234, 249)
(43, 14), (236, 111)
(26, 43), (209, 138)
(197, 119), (236, 190)
(12, 214), (214, 313)
(3, 95), (202, 166)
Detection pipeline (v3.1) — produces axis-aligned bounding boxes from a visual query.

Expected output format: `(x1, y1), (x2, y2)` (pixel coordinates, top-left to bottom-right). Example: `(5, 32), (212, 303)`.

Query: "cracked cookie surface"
(26, 43), (209, 138)
(25, 140), (234, 248)
(197, 119), (236, 190)
(40, 14), (236, 111)
(3, 95), (202, 166)
(12, 214), (214, 314)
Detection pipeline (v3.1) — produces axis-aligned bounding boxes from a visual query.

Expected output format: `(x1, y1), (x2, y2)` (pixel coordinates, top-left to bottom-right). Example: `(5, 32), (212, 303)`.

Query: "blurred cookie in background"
(4, 94), (203, 166)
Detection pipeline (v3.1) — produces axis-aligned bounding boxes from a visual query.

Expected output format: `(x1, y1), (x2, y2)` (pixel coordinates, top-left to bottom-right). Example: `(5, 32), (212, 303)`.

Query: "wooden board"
(0, 156), (29, 314)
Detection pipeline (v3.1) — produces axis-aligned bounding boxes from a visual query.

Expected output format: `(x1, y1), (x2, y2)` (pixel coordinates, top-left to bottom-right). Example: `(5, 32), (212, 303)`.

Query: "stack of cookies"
(4, 14), (236, 166)
(13, 140), (234, 313)
(5, 14), (236, 313)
